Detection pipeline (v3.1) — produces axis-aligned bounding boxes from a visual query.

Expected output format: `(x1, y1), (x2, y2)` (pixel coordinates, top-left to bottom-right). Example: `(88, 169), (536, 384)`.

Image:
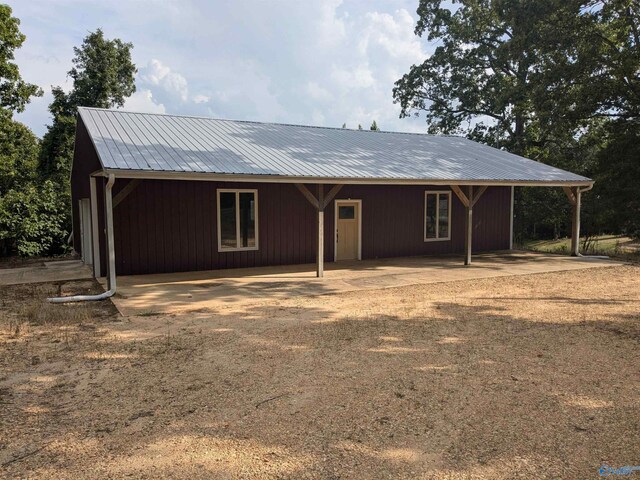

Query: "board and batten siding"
(106, 180), (511, 276)
(71, 118), (107, 271)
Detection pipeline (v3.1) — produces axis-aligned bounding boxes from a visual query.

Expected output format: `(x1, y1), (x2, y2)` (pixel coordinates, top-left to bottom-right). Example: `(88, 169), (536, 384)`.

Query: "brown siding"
(323, 185), (510, 262)
(73, 115), (512, 278)
(111, 180), (512, 276)
(70, 118), (103, 257)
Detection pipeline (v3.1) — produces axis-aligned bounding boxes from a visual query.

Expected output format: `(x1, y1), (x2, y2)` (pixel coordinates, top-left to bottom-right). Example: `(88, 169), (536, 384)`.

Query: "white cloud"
(306, 82), (333, 102)
(311, 109), (326, 125)
(361, 10), (424, 62)
(192, 94), (210, 104)
(123, 89), (166, 114)
(11, 0), (435, 137)
(330, 65), (375, 89)
(139, 59), (189, 102)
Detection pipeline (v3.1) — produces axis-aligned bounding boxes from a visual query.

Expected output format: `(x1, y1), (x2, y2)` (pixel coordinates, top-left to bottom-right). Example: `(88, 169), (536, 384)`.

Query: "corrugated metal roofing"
(78, 107), (591, 184)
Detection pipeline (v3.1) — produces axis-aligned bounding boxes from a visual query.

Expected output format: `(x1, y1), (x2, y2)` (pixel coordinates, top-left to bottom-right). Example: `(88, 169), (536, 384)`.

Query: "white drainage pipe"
(48, 174), (117, 303)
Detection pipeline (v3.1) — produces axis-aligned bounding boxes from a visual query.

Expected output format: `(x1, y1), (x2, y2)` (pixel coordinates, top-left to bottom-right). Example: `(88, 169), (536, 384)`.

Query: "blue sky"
(10, 0), (436, 137)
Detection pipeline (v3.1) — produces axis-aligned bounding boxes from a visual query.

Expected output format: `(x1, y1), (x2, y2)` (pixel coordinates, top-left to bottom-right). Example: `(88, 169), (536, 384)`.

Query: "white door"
(79, 198), (93, 265)
(335, 200), (361, 261)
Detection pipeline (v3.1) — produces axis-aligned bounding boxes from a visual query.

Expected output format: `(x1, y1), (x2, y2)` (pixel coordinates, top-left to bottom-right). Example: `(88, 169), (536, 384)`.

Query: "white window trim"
(424, 190), (452, 242)
(217, 189), (259, 252)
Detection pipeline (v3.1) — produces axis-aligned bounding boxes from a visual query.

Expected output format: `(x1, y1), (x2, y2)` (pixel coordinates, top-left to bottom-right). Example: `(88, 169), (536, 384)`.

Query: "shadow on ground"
(1, 265), (639, 479)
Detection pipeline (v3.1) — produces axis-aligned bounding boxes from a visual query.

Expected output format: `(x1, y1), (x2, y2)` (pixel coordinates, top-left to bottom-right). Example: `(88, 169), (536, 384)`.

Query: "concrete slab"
(104, 252), (623, 316)
(0, 259), (93, 286)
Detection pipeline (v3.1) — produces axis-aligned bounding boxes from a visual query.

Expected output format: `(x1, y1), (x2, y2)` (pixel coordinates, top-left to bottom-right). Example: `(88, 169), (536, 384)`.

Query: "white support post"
(317, 185), (324, 278)
(105, 175), (117, 290)
(571, 187), (581, 256)
(465, 186), (473, 265)
(509, 186), (514, 250)
(89, 176), (101, 277)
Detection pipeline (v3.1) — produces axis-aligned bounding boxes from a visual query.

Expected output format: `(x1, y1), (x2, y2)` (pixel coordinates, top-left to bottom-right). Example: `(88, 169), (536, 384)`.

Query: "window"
(424, 191), (451, 241)
(338, 205), (355, 219)
(217, 189), (258, 251)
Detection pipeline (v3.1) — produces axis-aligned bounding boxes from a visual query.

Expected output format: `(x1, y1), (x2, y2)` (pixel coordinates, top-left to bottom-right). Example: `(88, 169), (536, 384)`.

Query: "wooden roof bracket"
(470, 185), (488, 207)
(450, 185), (470, 208)
(295, 183), (344, 211)
(563, 186), (577, 205)
(295, 183), (320, 209)
(295, 183), (344, 279)
(113, 179), (141, 208)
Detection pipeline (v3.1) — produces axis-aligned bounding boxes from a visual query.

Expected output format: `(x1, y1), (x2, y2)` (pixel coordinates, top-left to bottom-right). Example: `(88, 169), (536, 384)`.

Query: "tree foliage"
(30, 29), (137, 255)
(592, 121), (640, 237)
(393, 0), (640, 240)
(1, 20), (137, 257)
(39, 29), (137, 179)
(0, 112), (38, 193)
(0, 5), (42, 113)
(0, 6), (60, 256)
(0, 179), (67, 256)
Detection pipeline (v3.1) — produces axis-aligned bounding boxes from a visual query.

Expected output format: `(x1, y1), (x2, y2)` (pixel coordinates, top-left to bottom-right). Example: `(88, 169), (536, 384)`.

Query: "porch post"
(465, 186), (473, 265)
(89, 176), (101, 277)
(571, 187), (581, 256)
(105, 175), (117, 291)
(451, 184), (486, 266)
(509, 186), (514, 250)
(296, 182), (343, 278)
(317, 184), (324, 278)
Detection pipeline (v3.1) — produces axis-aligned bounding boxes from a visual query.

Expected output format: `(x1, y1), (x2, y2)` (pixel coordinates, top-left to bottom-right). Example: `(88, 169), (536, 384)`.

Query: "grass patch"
(20, 301), (92, 326)
(523, 234), (640, 260)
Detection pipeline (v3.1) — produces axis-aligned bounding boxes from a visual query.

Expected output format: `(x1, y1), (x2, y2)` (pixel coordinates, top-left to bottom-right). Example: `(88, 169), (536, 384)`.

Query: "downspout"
(48, 174), (117, 303)
(572, 183), (595, 258)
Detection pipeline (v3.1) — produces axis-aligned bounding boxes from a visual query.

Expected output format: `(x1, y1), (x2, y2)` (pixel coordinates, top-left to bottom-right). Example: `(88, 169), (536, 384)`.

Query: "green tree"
(34, 29), (136, 254)
(0, 6), (62, 256)
(525, 1), (640, 239)
(39, 29), (136, 179)
(342, 123), (347, 128)
(357, 124), (362, 130)
(393, 0), (590, 154)
(0, 114), (38, 193)
(591, 121), (640, 237)
(0, 5), (42, 113)
(393, 0), (638, 240)
(0, 180), (67, 256)
(557, 1), (640, 238)
(370, 120), (379, 131)
(537, 0), (640, 125)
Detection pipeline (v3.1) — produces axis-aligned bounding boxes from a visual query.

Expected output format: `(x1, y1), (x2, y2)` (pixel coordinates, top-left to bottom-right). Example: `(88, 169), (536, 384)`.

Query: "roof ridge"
(77, 106), (464, 139)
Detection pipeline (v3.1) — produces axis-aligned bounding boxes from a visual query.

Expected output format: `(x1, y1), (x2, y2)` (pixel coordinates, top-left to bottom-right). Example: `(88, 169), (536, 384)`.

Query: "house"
(71, 107), (592, 291)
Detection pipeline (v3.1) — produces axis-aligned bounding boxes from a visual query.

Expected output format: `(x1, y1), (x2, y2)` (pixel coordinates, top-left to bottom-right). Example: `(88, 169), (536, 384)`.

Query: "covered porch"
(101, 251), (620, 316)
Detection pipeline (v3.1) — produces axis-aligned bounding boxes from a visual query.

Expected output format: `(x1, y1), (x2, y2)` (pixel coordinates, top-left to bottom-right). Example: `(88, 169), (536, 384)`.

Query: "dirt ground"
(1, 265), (638, 479)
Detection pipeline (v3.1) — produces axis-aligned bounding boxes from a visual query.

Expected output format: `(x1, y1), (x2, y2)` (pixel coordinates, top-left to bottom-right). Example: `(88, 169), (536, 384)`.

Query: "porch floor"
(102, 251), (622, 316)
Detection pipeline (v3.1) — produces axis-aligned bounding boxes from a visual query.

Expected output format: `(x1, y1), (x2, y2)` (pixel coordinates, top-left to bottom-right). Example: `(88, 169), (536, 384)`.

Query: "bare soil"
(1, 266), (639, 479)
(0, 253), (77, 270)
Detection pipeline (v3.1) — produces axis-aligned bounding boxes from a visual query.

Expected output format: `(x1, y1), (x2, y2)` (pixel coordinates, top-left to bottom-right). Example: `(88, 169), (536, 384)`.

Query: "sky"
(10, 0), (436, 138)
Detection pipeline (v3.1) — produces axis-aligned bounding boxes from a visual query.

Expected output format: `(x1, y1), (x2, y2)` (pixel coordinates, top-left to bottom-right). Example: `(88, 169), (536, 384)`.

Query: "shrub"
(0, 179), (69, 256)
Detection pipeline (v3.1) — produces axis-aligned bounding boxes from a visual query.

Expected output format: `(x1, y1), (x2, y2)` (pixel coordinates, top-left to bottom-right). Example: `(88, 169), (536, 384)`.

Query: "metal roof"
(78, 107), (592, 185)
